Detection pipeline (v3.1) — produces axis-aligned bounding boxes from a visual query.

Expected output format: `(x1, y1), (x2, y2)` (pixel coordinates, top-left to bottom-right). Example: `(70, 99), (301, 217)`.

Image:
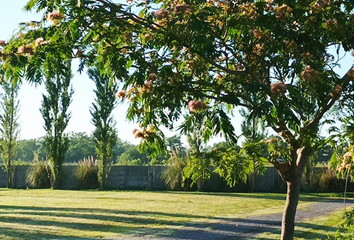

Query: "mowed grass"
(256, 207), (352, 240)
(0, 189), (347, 239)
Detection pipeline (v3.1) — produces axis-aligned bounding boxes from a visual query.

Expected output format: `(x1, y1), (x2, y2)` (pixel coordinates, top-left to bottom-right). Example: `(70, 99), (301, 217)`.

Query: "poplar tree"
(89, 68), (117, 189)
(0, 80), (20, 188)
(41, 64), (73, 189)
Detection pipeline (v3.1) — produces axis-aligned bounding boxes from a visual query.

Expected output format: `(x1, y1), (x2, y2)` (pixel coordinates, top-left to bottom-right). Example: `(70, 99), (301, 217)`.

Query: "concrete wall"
(0, 165), (286, 192)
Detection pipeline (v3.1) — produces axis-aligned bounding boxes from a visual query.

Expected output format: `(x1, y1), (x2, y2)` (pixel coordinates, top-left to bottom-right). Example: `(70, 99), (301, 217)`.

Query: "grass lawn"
(256, 207), (352, 240)
(0, 189), (349, 239)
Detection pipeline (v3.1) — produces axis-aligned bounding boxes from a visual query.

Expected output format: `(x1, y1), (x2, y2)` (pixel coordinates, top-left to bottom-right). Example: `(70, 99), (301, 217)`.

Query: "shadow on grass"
(157, 191), (354, 204)
(254, 221), (339, 240)
(0, 204), (341, 240)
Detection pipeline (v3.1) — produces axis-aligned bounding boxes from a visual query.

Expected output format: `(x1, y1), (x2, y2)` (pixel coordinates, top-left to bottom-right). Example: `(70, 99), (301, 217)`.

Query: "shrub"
(327, 208), (354, 239)
(318, 169), (345, 193)
(26, 157), (51, 189)
(161, 153), (186, 190)
(75, 156), (99, 189)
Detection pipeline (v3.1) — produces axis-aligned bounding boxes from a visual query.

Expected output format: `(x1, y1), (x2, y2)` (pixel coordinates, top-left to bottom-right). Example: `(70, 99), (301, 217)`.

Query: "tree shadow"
(0, 203), (346, 239)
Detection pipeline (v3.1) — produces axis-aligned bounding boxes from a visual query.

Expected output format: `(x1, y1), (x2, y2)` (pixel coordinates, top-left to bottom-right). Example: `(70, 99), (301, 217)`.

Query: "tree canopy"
(1, 0), (354, 239)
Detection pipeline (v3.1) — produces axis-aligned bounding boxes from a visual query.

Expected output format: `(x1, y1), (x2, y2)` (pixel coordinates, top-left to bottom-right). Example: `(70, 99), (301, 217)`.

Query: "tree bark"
(277, 146), (310, 240)
(281, 173), (301, 240)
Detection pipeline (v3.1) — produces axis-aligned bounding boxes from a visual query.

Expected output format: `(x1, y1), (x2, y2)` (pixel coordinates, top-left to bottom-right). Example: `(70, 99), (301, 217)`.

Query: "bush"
(318, 169), (345, 193)
(26, 157), (51, 189)
(75, 156), (99, 189)
(328, 208), (354, 239)
(161, 153), (186, 190)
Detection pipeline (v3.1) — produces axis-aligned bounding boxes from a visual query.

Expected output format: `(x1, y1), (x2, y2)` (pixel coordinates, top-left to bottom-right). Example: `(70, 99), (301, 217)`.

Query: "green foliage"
(328, 208), (354, 240)
(15, 139), (42, 163)
(240, 108), (268, 191)
(41, 62), (73, 189)
(213, 147), (251, 187)
(89, 68), (117, 189)
(181, 112), (212, 191)
(26, 157), (51, 189)
(116, 144), (150, 166)
(0, 80), (20, 188)
(161, 152), (186, 190)
(65, 132), (95, 163)
(75, 156), (99, 189)
(318, 169), (344, 193)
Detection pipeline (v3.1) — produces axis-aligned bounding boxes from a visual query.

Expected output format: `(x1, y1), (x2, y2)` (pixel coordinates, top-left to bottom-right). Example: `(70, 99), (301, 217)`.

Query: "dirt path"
(124, 199), (354, 240)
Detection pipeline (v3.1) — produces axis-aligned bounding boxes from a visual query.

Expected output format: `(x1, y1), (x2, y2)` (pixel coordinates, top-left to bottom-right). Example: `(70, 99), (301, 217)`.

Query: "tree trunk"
(281, 173), (301, 240)
(275, 146), (311, 240)
(6, 168), (12, 188)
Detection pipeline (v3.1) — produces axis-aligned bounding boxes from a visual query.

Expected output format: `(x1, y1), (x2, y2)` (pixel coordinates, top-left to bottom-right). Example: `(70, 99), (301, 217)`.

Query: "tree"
(166, 134), (186, 157)
(89, 68), (118, 189)
(65, 132), (95, 163)
(15, 139), (39, 163)
(180, 112), (212, 191)
(0, 80), (20, 188)
(116, 144), (150, 165)
(240, 108), (267, 191)
(41, 63), (73, 189)
(4, 1), (354, 239)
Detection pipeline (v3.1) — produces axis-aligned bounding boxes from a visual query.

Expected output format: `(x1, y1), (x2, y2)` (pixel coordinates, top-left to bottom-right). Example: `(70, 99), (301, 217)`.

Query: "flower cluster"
(46, 10), (65, 24)
(252, 29), (262, 39)
(275, 4), (292, 20)
(188, 100), (207, 112)
(312, 0), (331, 11)
(337, 148), (354, 173)
(325, 19), (339, 29)
(301, 65), (319, 82)
(133, 125), (155, 139)
(115, 90), (126, 99)
(137, 80), (153, 94)
(0, 40), (5, 46)
(238, 2), (258, 19)
(174, 4), (192, 14)
(270, 82), (287, 96)
(330, 84), (342, 98)
(34, 37), (45, 47)
(154, 9), (170, 20)
(253, 43), (263, 56)
(17, 45), (34, 55)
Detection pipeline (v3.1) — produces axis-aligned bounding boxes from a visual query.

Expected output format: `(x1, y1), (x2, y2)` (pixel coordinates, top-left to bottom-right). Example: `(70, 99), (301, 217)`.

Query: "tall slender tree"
(41, 63), (73, 189)
(0, 80), (20, 188)
(89, 68), (118, 189)
(240, 108), (268, 192)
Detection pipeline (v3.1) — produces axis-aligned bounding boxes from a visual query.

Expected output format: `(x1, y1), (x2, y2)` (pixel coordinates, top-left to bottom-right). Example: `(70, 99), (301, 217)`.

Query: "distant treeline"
(6, 132), (188, 166)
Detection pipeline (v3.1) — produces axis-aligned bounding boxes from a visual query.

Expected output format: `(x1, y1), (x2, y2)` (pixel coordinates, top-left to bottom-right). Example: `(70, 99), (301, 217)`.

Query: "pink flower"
(301, 65), (319, 82)
(0, 40), (5, 46)
(46, 10), (64, 23)
(270, 82), (287, 96)
(148, 73), (157, 81)
(188, 100), (207, 112)
(153, 9), (170, 20)
(174, 5), (192, 13)
(115, 90), (126, 99)
(35, 37), (44, 47)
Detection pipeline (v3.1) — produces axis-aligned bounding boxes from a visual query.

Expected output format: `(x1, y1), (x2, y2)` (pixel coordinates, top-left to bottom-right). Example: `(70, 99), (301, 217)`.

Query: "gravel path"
(122, 198), (354, 240)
